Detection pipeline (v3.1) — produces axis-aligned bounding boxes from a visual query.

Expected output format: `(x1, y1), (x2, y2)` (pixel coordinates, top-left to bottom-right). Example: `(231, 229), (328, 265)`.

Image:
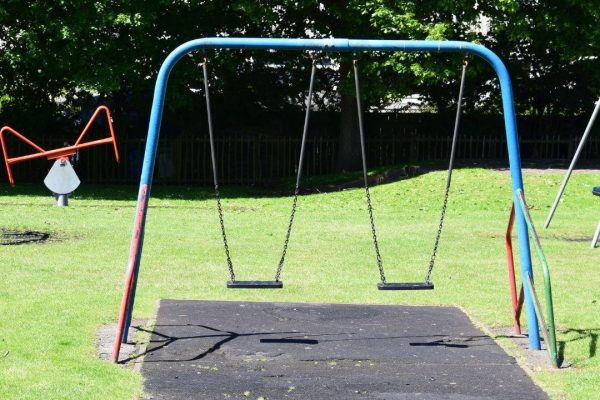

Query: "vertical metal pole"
(56, 194), (68, 207)
(121, 229), (144, 342)
(445, 58), (468, 187)
(353, 59), (369, 186)
(114, 49), (174, 358)
(517, 189), (558, 367)
(494, 60), (541, 350)
(505, 204), (523, 335)
(545, 98), (600, 228)
(592, 221), (600, 249)
(113, 185), (149, 358)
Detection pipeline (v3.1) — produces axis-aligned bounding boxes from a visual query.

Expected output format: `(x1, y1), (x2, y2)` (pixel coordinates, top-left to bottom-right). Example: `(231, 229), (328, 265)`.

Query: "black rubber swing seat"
(377, 282), (434, 291)
(227, 281), (283, 289)
(593, 186), (600, 196)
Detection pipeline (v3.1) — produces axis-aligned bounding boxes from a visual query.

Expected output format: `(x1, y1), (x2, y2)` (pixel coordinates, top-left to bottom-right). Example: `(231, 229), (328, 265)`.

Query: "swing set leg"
(506, 204), (524, 335)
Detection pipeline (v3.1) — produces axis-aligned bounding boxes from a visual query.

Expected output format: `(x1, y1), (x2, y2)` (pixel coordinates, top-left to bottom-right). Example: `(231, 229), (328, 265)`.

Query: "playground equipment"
(200, 57), (317, 289)
(0, 106), (120, 205)
(358, 56), (469, 291)
(506, 191), (558, 367)
(112, 38), (550, 364)
(544, 98), (600, 246)
(208, 52), (466, 291)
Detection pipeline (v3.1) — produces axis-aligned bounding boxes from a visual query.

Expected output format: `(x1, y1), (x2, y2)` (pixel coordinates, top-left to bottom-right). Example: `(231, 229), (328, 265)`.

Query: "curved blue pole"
(119, 38), (540, 350)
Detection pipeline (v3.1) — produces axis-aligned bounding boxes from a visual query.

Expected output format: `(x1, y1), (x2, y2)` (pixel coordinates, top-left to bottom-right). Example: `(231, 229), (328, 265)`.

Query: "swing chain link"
(201, 56), (236, 282)
(365, 186), (386, 284)
(425, 191), (449, 283)
(215, 186), (236, 282)
(425, 54), (469, 283)
(274, 57), (317, 282)
(274, 191), (298, 281)
(353, 57), (386, 284)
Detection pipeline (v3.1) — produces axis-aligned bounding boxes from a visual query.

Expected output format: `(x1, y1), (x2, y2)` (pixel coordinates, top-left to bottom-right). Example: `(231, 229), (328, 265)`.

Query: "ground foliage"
(0, 169), (599, 399)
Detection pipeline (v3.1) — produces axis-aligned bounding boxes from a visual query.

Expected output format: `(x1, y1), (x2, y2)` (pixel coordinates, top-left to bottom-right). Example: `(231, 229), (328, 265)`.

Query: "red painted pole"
(0, 126), (46, 185)
(505, 203), (523, 335)
(0, 128), (15, 185)
(112, 185), (148, 363)
(7, 137), (115, 164)
(104, 107), (121, 163)
(74, 105), (120, 163)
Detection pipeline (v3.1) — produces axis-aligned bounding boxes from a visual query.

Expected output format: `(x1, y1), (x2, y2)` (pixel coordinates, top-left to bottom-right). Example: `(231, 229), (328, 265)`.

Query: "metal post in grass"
(545, 98), (600, 229)
(505, 204), (525, 335)
(517, 189), (559, 368)
(592, 221), (600, 249)
(111, 37), (540, 362)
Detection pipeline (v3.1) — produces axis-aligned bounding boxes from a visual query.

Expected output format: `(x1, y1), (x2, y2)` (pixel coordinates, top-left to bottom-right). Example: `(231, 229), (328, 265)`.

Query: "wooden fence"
(5, 134), (599, 185)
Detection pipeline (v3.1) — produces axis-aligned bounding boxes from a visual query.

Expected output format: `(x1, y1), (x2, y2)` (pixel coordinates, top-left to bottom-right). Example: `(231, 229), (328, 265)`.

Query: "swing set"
(204, 55), (468, 290)
(112, 38), (557, 367)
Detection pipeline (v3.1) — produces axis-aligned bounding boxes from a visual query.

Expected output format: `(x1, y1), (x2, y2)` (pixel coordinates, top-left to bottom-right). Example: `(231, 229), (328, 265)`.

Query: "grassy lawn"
(1, 167), (599, 399)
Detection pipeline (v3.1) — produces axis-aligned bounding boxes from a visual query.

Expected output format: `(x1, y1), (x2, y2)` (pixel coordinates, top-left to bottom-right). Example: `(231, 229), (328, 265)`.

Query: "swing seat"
(377, 282), (434, 291)
(227, 280), (283, 289)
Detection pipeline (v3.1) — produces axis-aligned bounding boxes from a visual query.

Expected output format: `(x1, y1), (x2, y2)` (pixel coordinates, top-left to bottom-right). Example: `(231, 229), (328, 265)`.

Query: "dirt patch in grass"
(0, 229), (57, 245)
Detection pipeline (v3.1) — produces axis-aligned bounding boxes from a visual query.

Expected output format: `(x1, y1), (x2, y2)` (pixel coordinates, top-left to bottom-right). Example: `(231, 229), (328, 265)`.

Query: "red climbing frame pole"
(0, 105), (120, 184)
(505, 204), (525, 335)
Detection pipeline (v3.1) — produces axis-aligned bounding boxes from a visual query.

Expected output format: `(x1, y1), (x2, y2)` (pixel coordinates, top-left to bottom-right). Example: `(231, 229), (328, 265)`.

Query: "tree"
(0, 1), (306, 133)
(0, 0), (598, 159)
(479, 0), (600, 115)
(314, 0), (483, 170)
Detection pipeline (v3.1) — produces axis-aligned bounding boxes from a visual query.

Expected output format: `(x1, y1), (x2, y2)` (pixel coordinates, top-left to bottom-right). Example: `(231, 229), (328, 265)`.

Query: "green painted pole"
(517, 190), (558, 368)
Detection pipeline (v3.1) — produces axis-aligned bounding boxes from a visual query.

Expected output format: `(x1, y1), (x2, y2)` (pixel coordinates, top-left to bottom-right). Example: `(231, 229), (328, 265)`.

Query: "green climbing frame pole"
(516, 189), (559, 368)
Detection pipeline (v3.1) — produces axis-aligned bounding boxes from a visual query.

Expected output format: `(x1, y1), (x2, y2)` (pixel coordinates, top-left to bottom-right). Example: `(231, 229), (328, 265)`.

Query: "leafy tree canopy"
(0, 0), (597, 135)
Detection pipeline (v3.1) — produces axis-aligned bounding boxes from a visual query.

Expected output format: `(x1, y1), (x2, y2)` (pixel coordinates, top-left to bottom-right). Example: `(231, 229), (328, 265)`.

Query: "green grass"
(1, 167), (599, 399)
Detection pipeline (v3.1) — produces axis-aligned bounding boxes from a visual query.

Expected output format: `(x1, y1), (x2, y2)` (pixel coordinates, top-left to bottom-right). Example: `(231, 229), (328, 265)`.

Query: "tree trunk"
(337, 61), (362, 172)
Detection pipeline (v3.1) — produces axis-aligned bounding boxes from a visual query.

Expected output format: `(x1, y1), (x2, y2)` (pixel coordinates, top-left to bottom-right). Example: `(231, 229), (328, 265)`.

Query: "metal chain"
(425, 191), (449, 283)
(274, 58), (317, 282)
(274, 191), (298, 281)
(353, 58), (387, 284)
(425, 56), (469, 283)
(202, 58), (236, 282)
(215, 186), (235, 281)
(365, 186), (386, 283)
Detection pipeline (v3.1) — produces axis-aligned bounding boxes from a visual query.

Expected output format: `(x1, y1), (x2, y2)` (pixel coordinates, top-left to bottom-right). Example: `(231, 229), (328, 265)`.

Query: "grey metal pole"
(592, 221), (600, 249)
(55, 193), (68, 206)
(544, 98), (600, 229)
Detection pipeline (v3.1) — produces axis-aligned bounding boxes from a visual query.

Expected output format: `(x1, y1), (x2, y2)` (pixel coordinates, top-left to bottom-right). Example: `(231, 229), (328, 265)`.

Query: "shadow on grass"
(0, 161), (476, 202)
(550, 235), (593, 243)
(2, 160), (596, 202)
(558, 328), (599, 363)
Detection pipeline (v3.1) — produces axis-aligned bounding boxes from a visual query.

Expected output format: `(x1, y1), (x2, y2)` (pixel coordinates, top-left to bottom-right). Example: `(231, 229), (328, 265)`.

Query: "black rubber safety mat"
(141, 300), (548, 400)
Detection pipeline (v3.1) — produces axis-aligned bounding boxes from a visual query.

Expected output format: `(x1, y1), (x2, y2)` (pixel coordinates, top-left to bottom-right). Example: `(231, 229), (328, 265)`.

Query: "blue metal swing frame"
(113, 38), (541, 359)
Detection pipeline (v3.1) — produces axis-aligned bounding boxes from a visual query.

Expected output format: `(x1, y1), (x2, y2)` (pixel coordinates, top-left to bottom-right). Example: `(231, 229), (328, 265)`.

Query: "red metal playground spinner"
(0, 105), (120, 206)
